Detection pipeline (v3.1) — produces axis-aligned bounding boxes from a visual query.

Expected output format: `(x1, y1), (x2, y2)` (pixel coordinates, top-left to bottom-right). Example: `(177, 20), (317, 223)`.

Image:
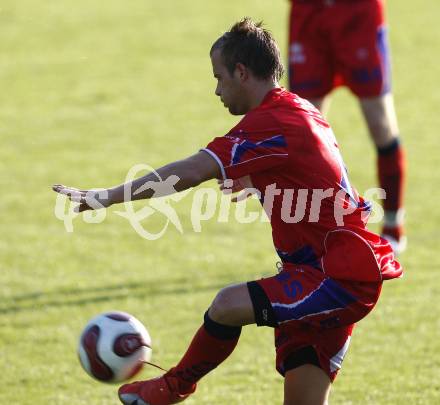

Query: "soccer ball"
(77, 311), (152, 383)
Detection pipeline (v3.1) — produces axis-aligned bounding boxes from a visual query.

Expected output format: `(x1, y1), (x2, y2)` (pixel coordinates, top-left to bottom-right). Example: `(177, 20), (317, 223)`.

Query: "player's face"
(211, 49), (249, 115)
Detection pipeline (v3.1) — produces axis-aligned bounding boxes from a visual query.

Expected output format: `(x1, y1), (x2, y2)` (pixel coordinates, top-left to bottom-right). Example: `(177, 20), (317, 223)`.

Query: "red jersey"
(203, 88), (401, 282)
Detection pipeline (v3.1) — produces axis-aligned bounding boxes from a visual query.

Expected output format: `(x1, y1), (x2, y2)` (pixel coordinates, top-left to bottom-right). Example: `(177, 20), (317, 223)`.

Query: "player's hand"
(217, 176), (256, 202)
(52, 184), (113, 212)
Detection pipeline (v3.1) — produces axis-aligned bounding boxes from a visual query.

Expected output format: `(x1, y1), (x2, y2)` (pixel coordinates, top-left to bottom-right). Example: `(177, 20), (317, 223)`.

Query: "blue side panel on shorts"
(376, 25), (391, 94)
(276, 245), (320, 269)
(349, 26), (392, 93)
(272, 278), (357, 324)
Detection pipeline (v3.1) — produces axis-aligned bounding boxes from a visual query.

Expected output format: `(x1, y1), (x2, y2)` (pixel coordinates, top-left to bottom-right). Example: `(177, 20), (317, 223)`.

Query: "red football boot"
(118, 374), (196, 405)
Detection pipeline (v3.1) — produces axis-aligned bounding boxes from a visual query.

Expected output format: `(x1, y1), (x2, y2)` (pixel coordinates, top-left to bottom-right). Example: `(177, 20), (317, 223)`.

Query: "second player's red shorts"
(288, 0), (391, 98)
(248, 264), (382, 381)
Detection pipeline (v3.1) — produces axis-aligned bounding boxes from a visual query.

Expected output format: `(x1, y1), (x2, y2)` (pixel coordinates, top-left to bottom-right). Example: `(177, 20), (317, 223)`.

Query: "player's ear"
(234, 63), (249, 82)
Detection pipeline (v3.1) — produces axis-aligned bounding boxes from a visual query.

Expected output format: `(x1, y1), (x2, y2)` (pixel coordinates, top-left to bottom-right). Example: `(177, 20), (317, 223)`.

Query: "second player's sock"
(377, 138), (406, 237)
(168, 311), (241, 392)
(382, 224), (404, 241)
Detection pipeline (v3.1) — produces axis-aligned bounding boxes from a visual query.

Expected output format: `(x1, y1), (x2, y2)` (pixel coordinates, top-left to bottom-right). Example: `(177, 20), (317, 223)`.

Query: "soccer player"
(53, 18), (402, 405)
(288, 0), (406, 253)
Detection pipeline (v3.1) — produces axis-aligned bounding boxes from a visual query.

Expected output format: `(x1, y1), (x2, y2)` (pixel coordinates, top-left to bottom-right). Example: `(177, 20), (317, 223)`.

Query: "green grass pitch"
(1, 0), (440, 403)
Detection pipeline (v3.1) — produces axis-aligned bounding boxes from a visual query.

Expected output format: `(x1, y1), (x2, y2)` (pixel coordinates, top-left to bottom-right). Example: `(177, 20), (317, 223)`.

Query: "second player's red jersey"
(203, 88), (401, 281)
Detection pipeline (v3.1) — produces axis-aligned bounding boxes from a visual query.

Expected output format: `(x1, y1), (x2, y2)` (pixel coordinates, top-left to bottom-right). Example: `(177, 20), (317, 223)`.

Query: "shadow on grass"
(0, 277), (232, 315)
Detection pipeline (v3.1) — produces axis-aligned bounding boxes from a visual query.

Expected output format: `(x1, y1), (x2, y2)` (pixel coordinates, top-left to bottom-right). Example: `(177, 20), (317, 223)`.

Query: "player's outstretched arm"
(52, 151), (221, 212)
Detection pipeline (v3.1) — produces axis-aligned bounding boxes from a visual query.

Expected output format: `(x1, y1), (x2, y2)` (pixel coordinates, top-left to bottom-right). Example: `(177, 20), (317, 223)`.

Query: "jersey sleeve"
(201, 133), (289, 180)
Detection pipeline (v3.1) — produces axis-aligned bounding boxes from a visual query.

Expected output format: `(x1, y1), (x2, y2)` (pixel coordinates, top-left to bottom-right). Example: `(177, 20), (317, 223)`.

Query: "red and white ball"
(77, 311), (152, 383)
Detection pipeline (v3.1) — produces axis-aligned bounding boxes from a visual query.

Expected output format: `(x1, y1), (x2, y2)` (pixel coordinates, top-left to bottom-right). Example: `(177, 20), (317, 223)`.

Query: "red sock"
(168, 312), (241, 392)
(377, 139), (406, 236)
(382, 225), (403, 241)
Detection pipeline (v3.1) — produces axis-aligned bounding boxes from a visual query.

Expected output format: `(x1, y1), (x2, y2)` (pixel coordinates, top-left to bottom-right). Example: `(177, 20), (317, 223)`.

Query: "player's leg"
(332, 0), (406, 251)
(119, 264), (380, 404)
(157, 283), (254, 391)
(284, 364), (331, 405)
(359, 92), (398, 148)
(119, 283), (255, 404)
(249, 265), (374, 405)
(359, 93), (406, 251)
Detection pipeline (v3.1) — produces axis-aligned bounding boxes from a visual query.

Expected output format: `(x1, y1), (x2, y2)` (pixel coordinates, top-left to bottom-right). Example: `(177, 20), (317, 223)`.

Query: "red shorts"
(248, 265), (382, 381)
(288, 0), (391, 98)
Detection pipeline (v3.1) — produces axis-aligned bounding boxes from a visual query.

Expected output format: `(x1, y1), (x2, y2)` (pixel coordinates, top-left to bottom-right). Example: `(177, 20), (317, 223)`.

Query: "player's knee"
(209, 287), (236, 324)
(208, 283), (256, 326)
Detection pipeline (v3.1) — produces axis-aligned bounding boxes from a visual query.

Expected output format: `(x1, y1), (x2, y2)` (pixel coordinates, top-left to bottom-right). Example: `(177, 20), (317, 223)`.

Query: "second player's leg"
(359, 92), (399, 148)
(359, 93), (406, 250)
